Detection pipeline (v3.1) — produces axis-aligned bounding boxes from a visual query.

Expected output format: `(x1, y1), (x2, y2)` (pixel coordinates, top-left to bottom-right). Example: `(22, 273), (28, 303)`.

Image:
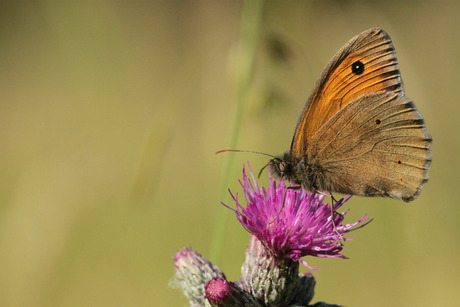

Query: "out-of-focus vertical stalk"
(210, 0), (265, 262)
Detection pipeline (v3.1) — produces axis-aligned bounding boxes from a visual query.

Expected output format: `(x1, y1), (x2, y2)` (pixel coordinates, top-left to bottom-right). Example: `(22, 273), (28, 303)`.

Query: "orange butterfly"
(269, 28), (432, 202)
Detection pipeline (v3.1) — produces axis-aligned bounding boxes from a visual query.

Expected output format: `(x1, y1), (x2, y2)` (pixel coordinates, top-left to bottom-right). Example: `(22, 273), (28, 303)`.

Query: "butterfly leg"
(330, 193), (338, 205)
(257, 161), (270, 179)
(328, 193), (344, 241)
(316, 190), (336, 203)
(269, 184), (301, 224)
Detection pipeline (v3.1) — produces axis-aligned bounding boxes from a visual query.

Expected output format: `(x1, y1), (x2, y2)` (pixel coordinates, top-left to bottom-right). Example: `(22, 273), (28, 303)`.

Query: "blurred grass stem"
(210, 0), (265, 262)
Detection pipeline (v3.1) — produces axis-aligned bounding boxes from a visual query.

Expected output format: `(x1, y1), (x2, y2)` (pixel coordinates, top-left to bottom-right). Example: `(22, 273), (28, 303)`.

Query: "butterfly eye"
(351, 61), (364, 75)
(279, 162), (286, 172)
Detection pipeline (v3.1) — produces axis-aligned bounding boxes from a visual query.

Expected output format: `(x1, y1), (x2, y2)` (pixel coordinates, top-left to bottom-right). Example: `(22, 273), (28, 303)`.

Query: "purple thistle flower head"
(223, 163), (372, 269)
(205, 277), (233, 304)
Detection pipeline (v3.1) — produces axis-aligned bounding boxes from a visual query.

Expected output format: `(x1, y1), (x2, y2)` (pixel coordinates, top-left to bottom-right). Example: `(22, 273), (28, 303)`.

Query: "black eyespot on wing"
(397, 160), (402, 164)
(375, 119), (382, 125)
(351, 60), (364, 75)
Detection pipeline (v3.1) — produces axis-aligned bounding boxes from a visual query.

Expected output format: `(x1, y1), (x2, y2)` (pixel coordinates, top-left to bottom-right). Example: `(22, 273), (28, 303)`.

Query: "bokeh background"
(0, 1), (458, 306)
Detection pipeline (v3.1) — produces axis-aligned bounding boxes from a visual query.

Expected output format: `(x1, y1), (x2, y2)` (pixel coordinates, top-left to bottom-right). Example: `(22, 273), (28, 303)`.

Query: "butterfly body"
(271, 152), (328, 194)
(269, 28), (432, 202)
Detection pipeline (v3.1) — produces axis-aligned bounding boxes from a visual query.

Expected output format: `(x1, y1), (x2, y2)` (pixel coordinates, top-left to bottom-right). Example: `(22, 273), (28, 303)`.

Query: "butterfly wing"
(291, 28), (403, 157)
(305, 92), (432, 201)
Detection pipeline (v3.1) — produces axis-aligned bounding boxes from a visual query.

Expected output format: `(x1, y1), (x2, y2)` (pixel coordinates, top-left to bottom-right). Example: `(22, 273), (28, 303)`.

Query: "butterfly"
(269, 27), (432, 202)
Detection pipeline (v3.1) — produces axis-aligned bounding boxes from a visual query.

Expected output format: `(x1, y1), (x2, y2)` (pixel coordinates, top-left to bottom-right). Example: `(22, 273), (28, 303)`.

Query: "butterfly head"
(269, 152), (299, 182)
(269, 153), (320, 193)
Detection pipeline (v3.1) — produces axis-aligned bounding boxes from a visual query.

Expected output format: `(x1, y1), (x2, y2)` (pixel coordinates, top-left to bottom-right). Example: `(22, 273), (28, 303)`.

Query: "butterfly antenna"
(217, 149), (276, 178)
(215, 149), (275, 158)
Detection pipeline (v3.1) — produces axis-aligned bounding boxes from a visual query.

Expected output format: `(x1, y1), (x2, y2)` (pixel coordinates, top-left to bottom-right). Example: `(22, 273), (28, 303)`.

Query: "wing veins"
(314, 95), (397, 156)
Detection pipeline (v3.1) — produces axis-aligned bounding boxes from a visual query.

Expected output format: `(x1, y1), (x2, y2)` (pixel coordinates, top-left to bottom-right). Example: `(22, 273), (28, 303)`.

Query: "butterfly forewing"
(291, 28), (403, 157)
(306, 92), (432, 201)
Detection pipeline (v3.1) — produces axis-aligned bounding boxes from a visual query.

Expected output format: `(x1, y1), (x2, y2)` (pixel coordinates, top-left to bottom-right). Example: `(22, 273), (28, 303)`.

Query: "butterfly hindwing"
(306, 92), (432, 201)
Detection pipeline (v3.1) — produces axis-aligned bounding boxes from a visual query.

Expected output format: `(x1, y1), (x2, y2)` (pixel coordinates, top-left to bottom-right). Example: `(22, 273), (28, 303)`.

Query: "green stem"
(209, 0), (265, 263)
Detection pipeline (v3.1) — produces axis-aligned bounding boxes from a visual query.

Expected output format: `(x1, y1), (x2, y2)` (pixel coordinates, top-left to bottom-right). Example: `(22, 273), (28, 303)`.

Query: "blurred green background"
(0, 1), (458, 306)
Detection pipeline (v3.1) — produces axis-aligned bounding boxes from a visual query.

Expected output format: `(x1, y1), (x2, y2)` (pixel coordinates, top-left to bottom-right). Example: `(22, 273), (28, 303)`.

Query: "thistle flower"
(204, 277), (261, 307)
(173, 163), (371, 306)
(240, 235), (300, 305)
(171, 247), (225, 306)
(223, 163), (371, 269)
